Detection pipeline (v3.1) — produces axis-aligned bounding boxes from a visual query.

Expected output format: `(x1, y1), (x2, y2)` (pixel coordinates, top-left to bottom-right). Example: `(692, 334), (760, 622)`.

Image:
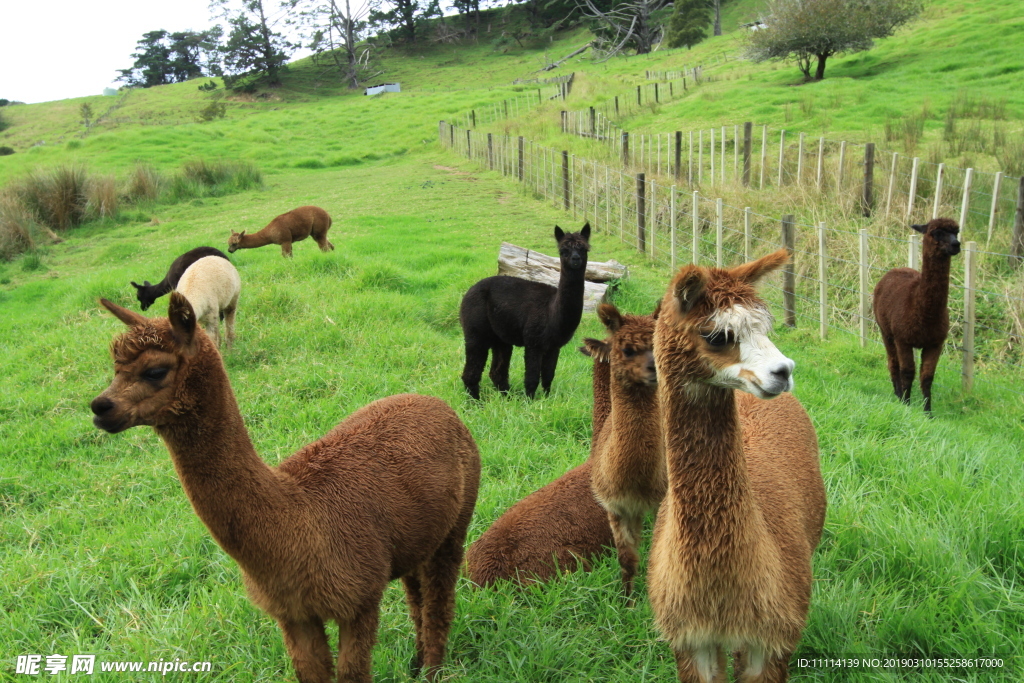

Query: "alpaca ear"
(580, 222), (591, 241)
(554, 225), (565, 241)
(911, 223), (927, 234)
(167, 291), (197, 350)
(581, 337), (611, 363)
(130, 281), (143, 291)
(668, 266), (708, 316)
(651, 299), (662, 320)
(598, 303), (623, 333)
(728, 248), (789, 285)
(101, 298), (148, 328)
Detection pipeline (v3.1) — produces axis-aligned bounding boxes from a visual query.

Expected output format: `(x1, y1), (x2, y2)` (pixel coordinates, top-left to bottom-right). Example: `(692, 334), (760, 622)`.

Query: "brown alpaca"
(228, 205), (334, 257)
(873, 218), (961, 413)
(648, 250), (826, 683)
(463, 340), (615, 586)
(90, 293), (480, 683)
(588, 304), (663, 598)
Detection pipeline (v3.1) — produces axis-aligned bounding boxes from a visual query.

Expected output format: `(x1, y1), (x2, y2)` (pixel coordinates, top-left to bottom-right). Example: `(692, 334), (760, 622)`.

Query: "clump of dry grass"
(18, 164), (89, 231)
(0, 192), (36, 260)
(87, 174), (119, 220)
(125, 164), (163, 203)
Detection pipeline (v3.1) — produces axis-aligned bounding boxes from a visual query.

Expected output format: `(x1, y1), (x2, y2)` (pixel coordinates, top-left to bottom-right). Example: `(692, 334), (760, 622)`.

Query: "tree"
(80, 103), (94, 128)
(665, 0), (712, 49)
(712, 0), (721, 36)
(296, 0), (380, 88)
(367, 0), (441, 43)
(746, 0), (922, 81)
(118, 29), (223, 88)
(582, 0), (671, 58)
(214, 0), (294, 88)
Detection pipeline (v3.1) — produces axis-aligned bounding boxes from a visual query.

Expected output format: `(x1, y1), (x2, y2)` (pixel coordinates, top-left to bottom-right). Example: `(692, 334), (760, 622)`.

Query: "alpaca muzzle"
(91, 395), (130, 433)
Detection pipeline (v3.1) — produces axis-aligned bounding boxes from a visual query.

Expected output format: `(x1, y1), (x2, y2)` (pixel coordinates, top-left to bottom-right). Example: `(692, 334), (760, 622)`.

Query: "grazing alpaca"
(648, 250), (826, 683)
(131, 246), (229, 311)
(228, 205), (334, 257)
(588, 304), (663, 598)
(464, 340), (615, 587)
(873, 218), (961, 413)
(460, 223), (591, 399)
(90, 293), (480, 683)
(175, 256), (241, 350)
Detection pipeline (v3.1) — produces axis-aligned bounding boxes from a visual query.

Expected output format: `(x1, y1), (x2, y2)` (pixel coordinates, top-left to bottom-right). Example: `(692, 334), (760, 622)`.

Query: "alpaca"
(91, 293), (480, 683)
(460, 223), (590, 399)
(648, 250), (826, 683)
(228, 205), (334, 257)
(131, 246), (229, 311)
(873, 218), (961, 413)
(175, 256), (241, 350)
(464, 340), (615, 587)
(588, 304), (663, 598)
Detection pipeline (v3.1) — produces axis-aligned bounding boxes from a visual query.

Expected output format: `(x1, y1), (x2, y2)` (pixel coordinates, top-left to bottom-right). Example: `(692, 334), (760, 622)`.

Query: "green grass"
(2, 1), (1023, 680)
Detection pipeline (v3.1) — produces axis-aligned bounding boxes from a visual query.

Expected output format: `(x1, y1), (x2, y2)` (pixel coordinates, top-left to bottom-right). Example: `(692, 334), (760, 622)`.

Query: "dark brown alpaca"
(649, 251), (826, 683)
(463, 339), (615, 587)
(873, 218), (961, 413)
(131, 246), (229, 310)
(228, 205), (334, 257)
(90, 293), (480, 683)
(460, 223), (591, 399)
(588, 304), (662, 598)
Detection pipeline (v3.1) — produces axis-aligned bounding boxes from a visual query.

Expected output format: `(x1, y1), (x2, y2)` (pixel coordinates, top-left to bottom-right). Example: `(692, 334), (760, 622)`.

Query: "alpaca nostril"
(91, 396), (114, 416)
(770, 362), (793, 383)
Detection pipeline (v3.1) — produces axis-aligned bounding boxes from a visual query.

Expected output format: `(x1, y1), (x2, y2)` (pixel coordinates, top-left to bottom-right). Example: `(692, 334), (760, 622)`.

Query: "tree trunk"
(713, 0), (721, 36)
(814, 53), (828, 80)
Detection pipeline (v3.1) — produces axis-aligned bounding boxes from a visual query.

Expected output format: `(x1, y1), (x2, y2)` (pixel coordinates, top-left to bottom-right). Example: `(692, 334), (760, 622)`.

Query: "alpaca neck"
(918, 248), (952, 319)
(149, 279), (174, 299)
(239, 230), (274, 249)
(155, 349), (289, 568)
(662, 383), (767, 562)
(548, 265), (586, 340)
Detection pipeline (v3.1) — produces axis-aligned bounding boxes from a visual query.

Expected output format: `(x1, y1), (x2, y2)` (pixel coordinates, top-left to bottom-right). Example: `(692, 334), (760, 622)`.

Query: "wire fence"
(439, 120), (1024, 406)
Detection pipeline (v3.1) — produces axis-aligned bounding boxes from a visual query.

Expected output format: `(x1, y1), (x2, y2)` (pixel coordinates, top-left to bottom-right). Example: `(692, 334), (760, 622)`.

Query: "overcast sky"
(0, 0), (306, 105)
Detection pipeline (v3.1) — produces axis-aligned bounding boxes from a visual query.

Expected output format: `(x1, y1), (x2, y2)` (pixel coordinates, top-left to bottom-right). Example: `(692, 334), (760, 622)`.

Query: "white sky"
(0, 0), (307, 105)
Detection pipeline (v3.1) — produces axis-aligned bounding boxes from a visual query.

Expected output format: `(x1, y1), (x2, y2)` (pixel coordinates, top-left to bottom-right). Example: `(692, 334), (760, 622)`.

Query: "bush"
(196, 101), (227, 122)
(87, 174), (119, 220)
(198, 80), (219, 92)
(19, 164), (90, 231)
(0, 146), (14, 156)
(170, 159), (262, 201)
(125, 164), (163, 203)
(0, 193), (37, 260)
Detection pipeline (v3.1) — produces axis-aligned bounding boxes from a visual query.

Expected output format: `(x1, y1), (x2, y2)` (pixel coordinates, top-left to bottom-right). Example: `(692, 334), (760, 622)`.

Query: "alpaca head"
(553, 222), (590, 271)
(227, 230), (246, 253)
(130, 280), (155, 310)
(912, 218), (961, 258)
(597, 304), (657, 388)
(655, 249), (794, 399)
(91, 293), (206, 434)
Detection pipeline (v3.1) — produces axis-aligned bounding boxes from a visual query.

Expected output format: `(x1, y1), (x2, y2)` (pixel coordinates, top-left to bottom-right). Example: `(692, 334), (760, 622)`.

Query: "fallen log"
(496, 242), (627, 312)
(539, 43), (591, 72)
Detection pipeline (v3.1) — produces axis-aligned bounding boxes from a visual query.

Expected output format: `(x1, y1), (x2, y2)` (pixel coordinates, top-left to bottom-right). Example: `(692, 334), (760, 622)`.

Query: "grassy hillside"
(2, 1), (1023, 681)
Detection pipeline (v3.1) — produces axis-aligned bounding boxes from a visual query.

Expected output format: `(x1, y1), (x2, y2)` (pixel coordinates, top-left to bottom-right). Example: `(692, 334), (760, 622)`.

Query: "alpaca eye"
(142, 367), (169, 382)
(703, 331), (733, 348)
(622, 346), (636, 358)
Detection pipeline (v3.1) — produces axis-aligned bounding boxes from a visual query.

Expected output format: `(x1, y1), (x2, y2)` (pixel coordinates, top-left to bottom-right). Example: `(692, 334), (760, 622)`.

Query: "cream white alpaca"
(175, 255), (241, 349)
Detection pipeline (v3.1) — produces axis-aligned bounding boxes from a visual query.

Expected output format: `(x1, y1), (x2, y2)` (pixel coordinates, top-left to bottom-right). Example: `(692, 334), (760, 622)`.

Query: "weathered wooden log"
(496, 242), (627, 312)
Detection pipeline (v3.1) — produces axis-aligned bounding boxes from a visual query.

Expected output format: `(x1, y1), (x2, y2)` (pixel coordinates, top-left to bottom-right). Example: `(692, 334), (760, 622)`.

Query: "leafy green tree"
(367, 0), (441, 44)
(296, 0), (381, 88)
(665, 0), (712, 49)
(118, 29), (223, 88)
(80, 103), (94, 127)
(746, 0), (922, 80)
(214, 0), (294, 88)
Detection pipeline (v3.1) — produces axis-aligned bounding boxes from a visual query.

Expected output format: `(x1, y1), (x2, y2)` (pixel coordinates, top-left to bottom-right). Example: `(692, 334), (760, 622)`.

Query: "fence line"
(439, 120), (1024, 405)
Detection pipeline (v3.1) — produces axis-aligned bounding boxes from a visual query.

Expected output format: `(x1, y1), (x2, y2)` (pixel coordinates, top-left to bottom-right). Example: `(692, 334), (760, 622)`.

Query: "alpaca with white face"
(648, 250), (826, 683)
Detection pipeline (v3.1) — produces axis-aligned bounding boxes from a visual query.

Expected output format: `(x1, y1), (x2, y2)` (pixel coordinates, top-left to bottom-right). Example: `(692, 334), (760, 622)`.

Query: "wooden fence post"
(692, 191), (700, 264)
(797, 133), (805, 187)
(743, 122), (752, 187)
(655, 82), (659, 103)
(816, 137), (824, 191)
(907, 157), (920, 218)
(760, 125), (767, 190)
(987, 171), (1002, 244)
(562, 151), (570, 210)
(862, 143), (875, 218)
(859, 228), (869, 347)
(561, 110), (566, 133)
(782, 214), (796, 327)
(466, 129), (472, 159)
(670, 186), (677, 269)
(962, 241), (977, 392)
(590, 107), (596, 136)
(1012, 176), (1024, 266)
(909, 232), (920, 270)
(518, 136), (524, 180)
(716, 198), (724, 267)
(637, 173), (647, 254)
(637, 85), (642, 106)
(932, 163), (945, 219)
(733, 124), (739, 180)
(471, 110), (476, 127)
(818, 222), (827, 340)
(960, 168), (974, 231)
(744, 207), (752, 262)
(675, 131), (682, 181)
(487, 133), (493, 170)
(622, 132), (630, 167)
(885, 152), (899, 220)
(615, 96), (619, 115)
(837, 141), (847, 194)
(777, 130), (786, 186)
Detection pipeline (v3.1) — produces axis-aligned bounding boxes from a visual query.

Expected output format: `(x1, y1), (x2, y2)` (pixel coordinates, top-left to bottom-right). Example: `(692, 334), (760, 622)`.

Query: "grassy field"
(2, 1), (1023, 680)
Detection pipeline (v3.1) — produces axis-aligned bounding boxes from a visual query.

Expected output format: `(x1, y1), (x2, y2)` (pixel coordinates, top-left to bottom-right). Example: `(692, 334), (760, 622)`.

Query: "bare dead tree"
(298, 0), (381, 88)
(579, 0), (669, 59)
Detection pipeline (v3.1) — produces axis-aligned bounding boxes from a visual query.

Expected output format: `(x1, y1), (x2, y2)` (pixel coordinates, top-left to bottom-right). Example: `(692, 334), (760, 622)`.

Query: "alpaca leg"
(415, 524), (467, 681)
(673, 645), (727, 683)
(278, 617), (334, 683)
(919, 344), (943, 414)
(462, 340), (490, 400)
(606, 509), (641, 599)
(540, 348), (561, 395)
(204, 315), (220, 349)
(895, 341), (916, 404)
(223, 306), (237, 351)
(337, 607), (380, 683)
(737, 648), (791, 683)
(488, 342), (513, 394)
(402, 573), (426, 676)
(281, 241), (293, 257)
(523, 346), (544, 398)
(881, 334), (903, 398)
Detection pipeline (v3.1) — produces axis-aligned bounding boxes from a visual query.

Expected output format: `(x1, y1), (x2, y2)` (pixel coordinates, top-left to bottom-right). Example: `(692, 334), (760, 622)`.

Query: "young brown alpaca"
(90, 293), (480, 683)
(873, 218), (961, 413)
(228, 205), (334, 257)
(463, 340), (616, 587)
(460, 223), (590, 399)
(588, 304), (663, 598)
(648, 251), (826, 683)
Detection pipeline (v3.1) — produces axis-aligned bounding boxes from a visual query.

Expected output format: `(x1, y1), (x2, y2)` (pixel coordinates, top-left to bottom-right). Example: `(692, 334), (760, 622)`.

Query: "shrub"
(0, 146), (14, 156)
(0, 193), (36, 260)
(125, 164), (163, 203)
(198, 80), (219, 92)
(19, 164), (89, 231)
(196, 101), (227, 122)
(87, 174), (119, 220)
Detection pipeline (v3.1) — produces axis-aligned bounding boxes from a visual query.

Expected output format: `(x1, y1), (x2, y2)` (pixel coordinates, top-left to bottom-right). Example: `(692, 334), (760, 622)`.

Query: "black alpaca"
(131, 246), (230, 310)
(460, 223), (591, 399)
